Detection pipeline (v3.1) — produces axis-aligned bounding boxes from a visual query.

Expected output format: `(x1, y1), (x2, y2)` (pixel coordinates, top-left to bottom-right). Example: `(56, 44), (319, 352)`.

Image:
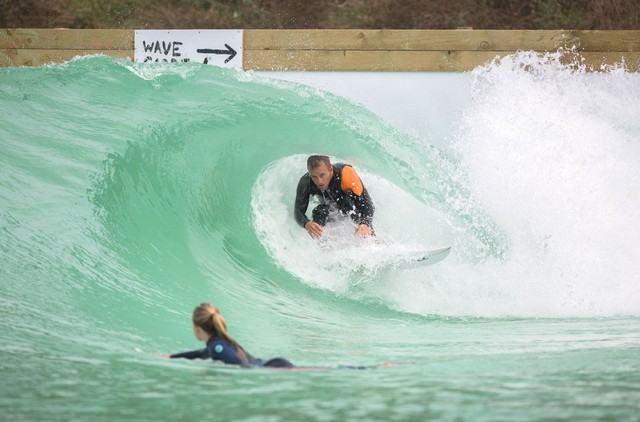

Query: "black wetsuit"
(294, 163), (375, 228)
(170, 336), (293, 368)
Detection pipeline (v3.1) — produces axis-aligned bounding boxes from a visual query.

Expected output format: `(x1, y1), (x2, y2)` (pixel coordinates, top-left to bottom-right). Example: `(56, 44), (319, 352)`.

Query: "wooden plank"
(574, 31), (640, 52)
(245, 49), (505, 71)
(0, 49), (133, 67)
(4, 48), (634, 71)
(0, 29), (133, 50)
(244, 29), (640, 52)
(1, 28), (638, 52)
(244, 49), (640, 72)
(573, 51), (640, 70)
(1, 29), (639, 70)
(244, 29), (564, 51)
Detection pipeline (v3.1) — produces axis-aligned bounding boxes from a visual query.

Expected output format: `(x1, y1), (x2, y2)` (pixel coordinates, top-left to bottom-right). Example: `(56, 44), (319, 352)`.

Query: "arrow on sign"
(197, 44), (237, 63)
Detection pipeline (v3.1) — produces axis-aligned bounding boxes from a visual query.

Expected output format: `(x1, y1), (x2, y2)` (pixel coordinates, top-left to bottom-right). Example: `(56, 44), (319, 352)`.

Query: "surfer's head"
(192, 303), (227, 339)
(192, 303), (249, 363)
(307, 155), (333, 192)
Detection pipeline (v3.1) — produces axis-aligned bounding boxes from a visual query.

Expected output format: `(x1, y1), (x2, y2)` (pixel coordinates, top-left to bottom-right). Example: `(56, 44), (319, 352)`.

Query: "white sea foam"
(438, 51), (640, 317)
(252, 52), (640, 318)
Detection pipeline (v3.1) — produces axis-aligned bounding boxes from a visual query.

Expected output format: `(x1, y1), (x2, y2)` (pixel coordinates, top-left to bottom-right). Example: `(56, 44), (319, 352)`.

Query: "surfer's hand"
(305, 221), (324, 239)
(354, 224), (371, 237)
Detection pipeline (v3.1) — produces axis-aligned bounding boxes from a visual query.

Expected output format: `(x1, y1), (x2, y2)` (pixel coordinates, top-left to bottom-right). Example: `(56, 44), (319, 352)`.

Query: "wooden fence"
(2, 28), (639, 71)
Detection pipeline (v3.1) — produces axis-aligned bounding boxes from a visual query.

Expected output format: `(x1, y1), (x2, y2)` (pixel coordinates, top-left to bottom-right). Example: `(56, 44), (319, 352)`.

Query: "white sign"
(134, 30), (243, 69)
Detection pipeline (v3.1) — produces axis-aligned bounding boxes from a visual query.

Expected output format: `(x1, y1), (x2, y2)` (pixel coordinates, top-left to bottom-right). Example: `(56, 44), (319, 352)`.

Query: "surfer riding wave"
(294, 155), (375, 239)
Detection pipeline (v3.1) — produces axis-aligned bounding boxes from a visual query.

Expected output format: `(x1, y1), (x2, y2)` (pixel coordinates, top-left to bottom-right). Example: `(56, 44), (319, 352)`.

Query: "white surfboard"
(315, 218), (451, 270)
(410, 246), (451, 266)
(382, 246), (451, 270)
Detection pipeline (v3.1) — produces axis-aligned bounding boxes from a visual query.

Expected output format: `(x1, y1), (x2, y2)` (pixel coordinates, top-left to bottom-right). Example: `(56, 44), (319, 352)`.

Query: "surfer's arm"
(294, 174), (311, 228)
(170, 348), (208, 359)
(352, 189), (374, 226)
(340, 166), (374, 226)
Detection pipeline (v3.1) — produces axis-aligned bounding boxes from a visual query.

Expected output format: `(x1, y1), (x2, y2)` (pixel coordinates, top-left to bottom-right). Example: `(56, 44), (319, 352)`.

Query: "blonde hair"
(192, 303), (249, 364)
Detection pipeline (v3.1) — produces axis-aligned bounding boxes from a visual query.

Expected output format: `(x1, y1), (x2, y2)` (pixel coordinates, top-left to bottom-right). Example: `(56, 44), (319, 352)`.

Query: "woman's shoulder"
(207, 338), (232, 354)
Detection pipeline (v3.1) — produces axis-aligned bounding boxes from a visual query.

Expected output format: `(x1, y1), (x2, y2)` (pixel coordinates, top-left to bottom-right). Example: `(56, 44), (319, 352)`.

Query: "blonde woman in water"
(168, 303), (293, 368)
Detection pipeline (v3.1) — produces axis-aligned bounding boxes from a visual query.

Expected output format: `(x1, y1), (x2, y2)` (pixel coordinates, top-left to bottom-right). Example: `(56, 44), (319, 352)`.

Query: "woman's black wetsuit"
(170, 336), (293, 368)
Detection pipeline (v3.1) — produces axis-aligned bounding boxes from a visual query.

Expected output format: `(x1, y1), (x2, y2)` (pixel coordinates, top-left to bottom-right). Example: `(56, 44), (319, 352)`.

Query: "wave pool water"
(1, 54), (639, 420)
